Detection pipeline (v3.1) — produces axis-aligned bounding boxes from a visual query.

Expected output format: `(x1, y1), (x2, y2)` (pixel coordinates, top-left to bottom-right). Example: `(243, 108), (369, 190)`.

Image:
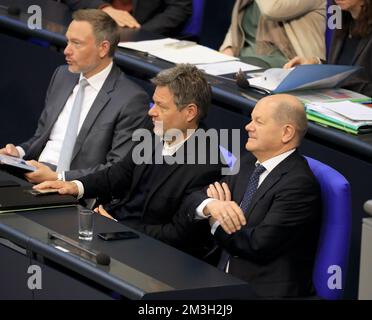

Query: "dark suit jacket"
(329, 32), (372, 97)
(20, 64), (150, 180)
(79, 131), (223, 256)
(64, 0), (192, 36)
(185, 150), (321, 298)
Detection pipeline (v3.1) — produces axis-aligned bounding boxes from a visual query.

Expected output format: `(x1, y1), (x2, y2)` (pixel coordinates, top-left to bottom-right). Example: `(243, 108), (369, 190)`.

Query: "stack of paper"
(306, 101), (372, 134)
(118, 38), (238, 64)
(291, 88), (372, 104)
(196, 61), (260, 76)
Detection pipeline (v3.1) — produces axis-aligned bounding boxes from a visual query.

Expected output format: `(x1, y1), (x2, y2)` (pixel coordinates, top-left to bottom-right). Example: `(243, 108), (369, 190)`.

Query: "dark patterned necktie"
(240, 164), (266, 214)
(217, 164), (266, 271)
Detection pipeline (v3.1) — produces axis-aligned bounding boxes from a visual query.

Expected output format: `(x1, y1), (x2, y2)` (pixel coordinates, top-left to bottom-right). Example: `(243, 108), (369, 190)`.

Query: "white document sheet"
(119, 38), (238, 64)
(197, 61), (260, 76)
(316, 101), (372, 121)
(247, 68), (292, 91)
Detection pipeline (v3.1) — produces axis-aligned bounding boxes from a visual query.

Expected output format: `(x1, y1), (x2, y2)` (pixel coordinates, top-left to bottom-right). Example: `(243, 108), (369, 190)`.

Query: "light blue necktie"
(57, 78), (89, 172)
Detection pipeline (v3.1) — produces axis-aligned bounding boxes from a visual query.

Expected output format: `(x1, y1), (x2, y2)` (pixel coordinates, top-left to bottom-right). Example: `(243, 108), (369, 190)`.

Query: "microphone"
(0, 5), (21, 16)
(363, 200), (372, 217)
(48, 232), (111, 266)
(235, 69), (271, 95)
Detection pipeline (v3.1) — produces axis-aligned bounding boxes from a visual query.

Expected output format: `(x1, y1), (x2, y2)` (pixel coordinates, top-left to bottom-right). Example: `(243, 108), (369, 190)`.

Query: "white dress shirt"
(17, 62), (113, 179)
(194, 149), (296, 234)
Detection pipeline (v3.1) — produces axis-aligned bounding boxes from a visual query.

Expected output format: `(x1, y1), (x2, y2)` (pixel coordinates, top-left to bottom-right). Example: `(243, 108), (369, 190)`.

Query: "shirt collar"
(79, 61), (113, 92)
(256, 149), (296, 173)
(162, 129), (195, 156)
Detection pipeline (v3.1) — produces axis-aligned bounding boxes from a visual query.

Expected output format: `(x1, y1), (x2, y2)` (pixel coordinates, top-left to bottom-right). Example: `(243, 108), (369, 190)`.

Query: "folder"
(306, 102), (372, 135)
(246, 64), (361, 93)
(307, 112), (359, 135)
(0, 186), (78, 213)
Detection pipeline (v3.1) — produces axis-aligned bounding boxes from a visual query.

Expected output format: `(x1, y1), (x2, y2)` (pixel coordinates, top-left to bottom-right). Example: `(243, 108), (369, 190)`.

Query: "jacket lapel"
(43, 74), (79, 138)
(329, 33), (370, 66)
(245, 170), (283, 219)
(234, 163), (255, 203)
(71, 65), (119, 161)
(351, 36), (371, 65)
(329, 34), (344, 63)
(245, 151), (299, 219)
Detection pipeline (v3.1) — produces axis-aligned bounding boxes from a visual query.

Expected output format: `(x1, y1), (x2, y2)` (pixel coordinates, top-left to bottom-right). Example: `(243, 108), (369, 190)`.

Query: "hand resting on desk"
(34, 180), (79, 197)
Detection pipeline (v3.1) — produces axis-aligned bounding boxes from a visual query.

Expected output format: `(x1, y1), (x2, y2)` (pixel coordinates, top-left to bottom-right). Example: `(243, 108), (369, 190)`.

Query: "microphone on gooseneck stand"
(48, 232), (111, 266)
(0, 5), (21, 16)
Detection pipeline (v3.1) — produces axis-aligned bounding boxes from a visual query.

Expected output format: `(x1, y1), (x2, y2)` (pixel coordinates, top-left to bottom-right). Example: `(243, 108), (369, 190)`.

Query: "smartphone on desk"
(97, 231), (139, 241)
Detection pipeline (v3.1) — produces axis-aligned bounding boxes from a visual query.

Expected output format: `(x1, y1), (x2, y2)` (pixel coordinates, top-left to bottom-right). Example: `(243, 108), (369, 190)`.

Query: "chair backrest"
(181, 0), (205, 39)
(219, 145), (237, 170)
(305, 156), (351, 300)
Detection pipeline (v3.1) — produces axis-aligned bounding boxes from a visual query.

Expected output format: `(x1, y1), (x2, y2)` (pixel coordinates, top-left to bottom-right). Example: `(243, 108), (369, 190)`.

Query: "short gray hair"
(273, 98), (308, 143)
(151, 64), (212, 123)
(72, 9), (120, 57)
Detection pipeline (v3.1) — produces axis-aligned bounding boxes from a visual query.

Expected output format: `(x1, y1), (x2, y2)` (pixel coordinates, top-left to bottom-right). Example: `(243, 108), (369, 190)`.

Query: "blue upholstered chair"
(305, 156), (351, 300)
(180, 0), (205, 40)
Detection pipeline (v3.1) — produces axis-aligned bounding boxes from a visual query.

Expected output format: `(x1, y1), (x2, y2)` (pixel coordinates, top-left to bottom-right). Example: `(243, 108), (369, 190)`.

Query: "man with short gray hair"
(185, 94), (321, 298)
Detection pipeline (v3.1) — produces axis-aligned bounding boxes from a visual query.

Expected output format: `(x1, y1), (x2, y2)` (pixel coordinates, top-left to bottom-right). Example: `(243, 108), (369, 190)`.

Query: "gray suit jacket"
(329, 33), (372, 97)
(20, 64), (150, 180)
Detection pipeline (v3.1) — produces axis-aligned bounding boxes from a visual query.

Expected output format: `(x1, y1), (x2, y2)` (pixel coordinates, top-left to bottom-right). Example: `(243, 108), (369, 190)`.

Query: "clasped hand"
(205, 182), (246, 235)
